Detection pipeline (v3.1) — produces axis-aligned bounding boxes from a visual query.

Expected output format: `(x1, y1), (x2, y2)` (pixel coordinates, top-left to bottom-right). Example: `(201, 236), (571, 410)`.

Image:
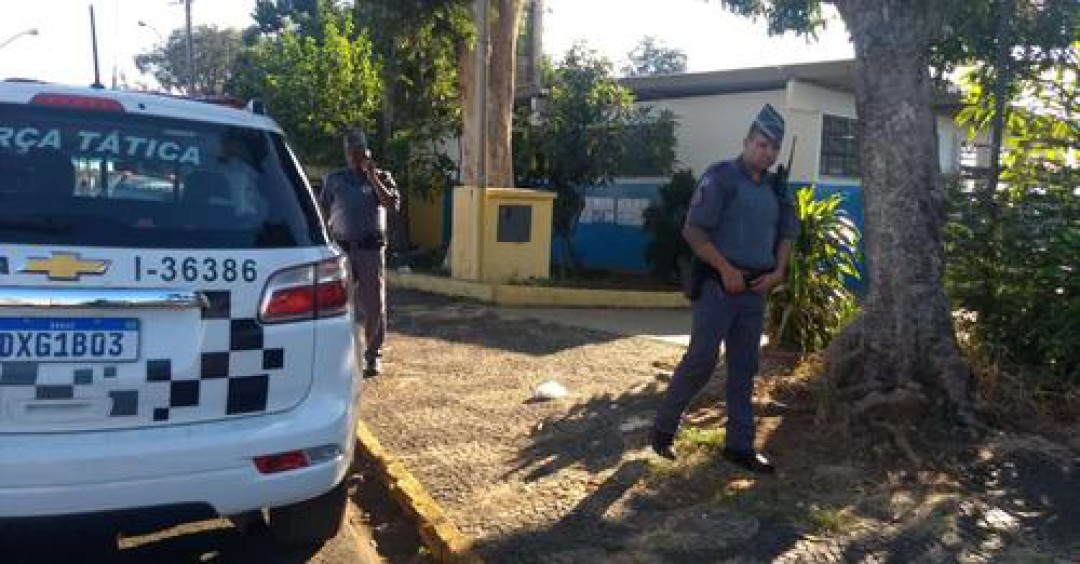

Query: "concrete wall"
(407, 185), (446, 249)
(641, 89), (788, 176)
(785, 80), (859, 186)
(937, 115), (967, 175)
(451, 186), (555, 283)
(553, 178), (666, 272)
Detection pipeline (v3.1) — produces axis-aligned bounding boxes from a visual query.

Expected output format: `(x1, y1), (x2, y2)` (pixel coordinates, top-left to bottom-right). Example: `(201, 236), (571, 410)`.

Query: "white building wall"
(785, 80), (858, 185)
(639, 89), (787, 177)
(937, 116), (966, 175)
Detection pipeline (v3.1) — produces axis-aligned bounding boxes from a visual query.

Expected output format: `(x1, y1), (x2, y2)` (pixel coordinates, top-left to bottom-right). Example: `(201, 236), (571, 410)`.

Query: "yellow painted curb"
(389, 272), (689, 309)
(356, 421), (482, 564)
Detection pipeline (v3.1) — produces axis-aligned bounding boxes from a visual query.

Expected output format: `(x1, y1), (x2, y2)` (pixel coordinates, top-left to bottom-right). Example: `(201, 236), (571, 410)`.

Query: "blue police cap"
(750, 104), (785, 145)
(343, 128), (369, 150)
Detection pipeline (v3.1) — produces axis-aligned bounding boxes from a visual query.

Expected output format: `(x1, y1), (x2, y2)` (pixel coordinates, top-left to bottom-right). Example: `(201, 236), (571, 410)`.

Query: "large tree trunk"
(827, 0), (974, 430)
(457, 0), (523, 187)
(457, 3), (480, 187)
(486, 0), (524, 187)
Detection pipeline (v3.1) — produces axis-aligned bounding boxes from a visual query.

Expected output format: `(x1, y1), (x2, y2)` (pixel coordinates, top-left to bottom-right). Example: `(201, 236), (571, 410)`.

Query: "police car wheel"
(266, 478), (349, 546)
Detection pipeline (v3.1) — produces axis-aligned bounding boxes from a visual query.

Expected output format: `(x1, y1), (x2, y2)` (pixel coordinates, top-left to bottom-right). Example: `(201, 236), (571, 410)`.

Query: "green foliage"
(352, 0), (473, 200)
(930, 1), (1078, 85)
(622, 36), (688, 77)
(766, 186), (862, 353)
(619, 107), (678, 177)
(946, 55), (1079, 383)
(134, 25), (244, 95)
(240, 0), (469, 197)
(514, 44), (677, 268)
(643, 170), (696, 281)
(231, 12), (381, 166)
(711, 0), (826, 37)
(251, 0), (325, 37)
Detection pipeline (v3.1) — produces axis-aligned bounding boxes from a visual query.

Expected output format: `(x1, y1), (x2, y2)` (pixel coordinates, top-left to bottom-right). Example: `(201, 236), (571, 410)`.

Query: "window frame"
(819, 114), (860, 179)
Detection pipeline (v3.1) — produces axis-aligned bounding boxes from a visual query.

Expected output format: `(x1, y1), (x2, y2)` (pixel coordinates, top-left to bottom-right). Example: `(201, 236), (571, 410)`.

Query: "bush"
(642, 169), (696, 281)
(944, 177), (1078, 385)
(765, 186), (862, 353)
(947, 59), (1078, 387)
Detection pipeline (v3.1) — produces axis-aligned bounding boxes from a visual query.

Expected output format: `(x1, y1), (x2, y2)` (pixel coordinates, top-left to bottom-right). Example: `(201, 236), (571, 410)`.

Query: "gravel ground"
(361, 289), (1078, 563)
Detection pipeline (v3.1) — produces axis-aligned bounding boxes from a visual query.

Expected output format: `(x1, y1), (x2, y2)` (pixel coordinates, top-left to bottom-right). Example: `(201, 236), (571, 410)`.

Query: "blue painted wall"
(551, 179), (869, 293)
(795, 183), (868, 294)
(551, 179), (664, 272)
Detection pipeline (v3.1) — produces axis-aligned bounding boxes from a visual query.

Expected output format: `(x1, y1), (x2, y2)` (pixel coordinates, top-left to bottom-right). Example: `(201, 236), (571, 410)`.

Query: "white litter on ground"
(534, 380), (568, 400)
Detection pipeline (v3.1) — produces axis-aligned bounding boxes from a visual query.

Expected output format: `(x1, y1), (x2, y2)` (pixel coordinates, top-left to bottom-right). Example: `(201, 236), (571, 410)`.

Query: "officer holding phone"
(319, 128), (400, 377)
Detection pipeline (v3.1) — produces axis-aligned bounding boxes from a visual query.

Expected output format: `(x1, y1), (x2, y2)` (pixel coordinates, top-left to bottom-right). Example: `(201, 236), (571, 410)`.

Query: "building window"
(820, 115), (860, 178)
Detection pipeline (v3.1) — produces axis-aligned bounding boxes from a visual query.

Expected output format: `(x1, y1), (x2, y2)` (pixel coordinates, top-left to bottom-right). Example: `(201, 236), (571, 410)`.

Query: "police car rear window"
(0, 103), (325, 249)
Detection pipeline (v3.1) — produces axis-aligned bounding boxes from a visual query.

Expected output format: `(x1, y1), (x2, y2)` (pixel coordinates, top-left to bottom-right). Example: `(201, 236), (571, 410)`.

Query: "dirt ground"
(361, 290), (1079, 563)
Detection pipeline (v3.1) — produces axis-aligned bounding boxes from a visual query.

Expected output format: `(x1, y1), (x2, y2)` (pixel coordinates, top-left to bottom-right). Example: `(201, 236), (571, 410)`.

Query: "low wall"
(389, 272), (689, 309)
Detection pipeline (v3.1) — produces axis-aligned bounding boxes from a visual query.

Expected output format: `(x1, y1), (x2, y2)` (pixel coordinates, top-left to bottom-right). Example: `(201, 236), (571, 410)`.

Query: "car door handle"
(0, 287), (208, 310)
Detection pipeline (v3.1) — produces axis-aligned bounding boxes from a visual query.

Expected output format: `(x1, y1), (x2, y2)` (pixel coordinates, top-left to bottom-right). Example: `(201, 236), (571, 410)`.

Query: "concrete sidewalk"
(494, 307), (692, 347)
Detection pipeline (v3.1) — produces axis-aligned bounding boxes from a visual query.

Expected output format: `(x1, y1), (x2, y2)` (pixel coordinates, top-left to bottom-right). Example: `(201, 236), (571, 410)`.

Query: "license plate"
(0, 318), (140, 363)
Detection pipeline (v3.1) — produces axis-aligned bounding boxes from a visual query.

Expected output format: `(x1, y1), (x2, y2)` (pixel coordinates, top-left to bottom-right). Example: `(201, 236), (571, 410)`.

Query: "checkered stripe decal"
(0, 289), (288, 424)
(146, 290), (285, 422)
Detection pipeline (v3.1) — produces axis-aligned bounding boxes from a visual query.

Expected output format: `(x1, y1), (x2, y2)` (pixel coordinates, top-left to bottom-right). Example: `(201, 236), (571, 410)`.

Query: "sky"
(1, 0), (853, 87)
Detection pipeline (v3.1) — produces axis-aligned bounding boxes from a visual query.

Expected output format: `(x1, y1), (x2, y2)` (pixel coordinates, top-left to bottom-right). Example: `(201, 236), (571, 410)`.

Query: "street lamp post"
(0, 28), (39, 52)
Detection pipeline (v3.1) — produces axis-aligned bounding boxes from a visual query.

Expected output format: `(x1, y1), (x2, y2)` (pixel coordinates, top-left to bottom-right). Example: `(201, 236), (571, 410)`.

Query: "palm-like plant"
(766, 186), (862, 353)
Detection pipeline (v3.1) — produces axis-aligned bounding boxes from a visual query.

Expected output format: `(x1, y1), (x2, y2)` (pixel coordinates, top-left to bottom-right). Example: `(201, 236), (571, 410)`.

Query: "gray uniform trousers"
(654, 278), (765, 452)
(346, 246), (386, 361)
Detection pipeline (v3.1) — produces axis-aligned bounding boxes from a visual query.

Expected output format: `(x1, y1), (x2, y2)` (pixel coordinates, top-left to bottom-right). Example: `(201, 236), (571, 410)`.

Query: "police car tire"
(267, 478), (349, 546)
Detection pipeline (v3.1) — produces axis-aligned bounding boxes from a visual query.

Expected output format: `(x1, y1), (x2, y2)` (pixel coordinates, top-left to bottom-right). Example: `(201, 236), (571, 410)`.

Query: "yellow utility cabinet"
(451, 186), (555, 283)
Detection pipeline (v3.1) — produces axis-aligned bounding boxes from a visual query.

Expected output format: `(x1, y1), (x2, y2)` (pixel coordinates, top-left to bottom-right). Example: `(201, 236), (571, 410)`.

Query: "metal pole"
(90, 5), (104, 89)
(185, 0), (195, 94)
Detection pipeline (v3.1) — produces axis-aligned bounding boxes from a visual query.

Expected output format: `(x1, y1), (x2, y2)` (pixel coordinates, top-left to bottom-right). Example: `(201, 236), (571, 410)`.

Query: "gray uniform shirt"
(686, 157), (799, 271)
(318, 170), (386, 242)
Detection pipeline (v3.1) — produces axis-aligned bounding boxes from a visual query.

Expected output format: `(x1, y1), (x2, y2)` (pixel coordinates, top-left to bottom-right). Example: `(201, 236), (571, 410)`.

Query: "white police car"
(0, 80), (362, 545)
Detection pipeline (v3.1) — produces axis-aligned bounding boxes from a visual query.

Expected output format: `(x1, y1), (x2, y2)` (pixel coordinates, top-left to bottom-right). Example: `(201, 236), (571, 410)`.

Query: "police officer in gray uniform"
(652, 105), (799, 473)
(319, 128), (400, 377)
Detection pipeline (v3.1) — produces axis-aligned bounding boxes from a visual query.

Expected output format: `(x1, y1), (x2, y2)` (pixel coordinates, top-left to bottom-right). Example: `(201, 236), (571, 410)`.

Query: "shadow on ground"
(477, 357), (1079, 563)
(388, 290), (624, 356)
(0, 518), (321, 564)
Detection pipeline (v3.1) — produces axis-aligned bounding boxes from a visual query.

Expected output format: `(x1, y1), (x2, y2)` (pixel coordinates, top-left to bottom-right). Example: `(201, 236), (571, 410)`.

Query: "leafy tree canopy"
(134, 25), (244, 95)
(622, 36), (689, 77)
(231, 10), (381, 166)
(515, 45), (676, 268)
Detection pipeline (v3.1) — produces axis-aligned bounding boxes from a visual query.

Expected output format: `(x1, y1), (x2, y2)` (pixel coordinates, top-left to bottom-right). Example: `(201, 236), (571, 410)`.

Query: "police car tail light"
(30, 93), (125, 112)
(259, 258), (349, 324)
(260, 264), (316, 323)
(314, 257), (349, 318)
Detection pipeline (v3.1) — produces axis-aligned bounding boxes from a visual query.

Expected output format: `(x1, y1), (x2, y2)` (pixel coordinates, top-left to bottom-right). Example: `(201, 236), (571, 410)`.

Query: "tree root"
(870, 420), (922, 467)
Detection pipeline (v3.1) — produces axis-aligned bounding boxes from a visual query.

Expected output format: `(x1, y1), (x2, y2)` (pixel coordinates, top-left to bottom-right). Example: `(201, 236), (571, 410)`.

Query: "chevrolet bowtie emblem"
(21, 252), (110, 281)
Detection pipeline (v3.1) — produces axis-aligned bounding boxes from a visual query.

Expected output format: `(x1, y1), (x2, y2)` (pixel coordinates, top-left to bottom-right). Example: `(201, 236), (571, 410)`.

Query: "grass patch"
(805, 505), (857, 534)
(677, 426), (725, 453)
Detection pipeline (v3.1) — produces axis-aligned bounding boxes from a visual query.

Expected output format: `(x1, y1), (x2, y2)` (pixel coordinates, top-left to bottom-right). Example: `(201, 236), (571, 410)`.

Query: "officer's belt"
(339, 233), (385, 250)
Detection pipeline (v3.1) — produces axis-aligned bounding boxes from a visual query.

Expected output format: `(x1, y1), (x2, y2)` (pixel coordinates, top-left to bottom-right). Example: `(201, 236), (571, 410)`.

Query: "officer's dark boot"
(651, 430), (678, 461)
(362, 353), (381, 379)
(721, 447), (775, 474)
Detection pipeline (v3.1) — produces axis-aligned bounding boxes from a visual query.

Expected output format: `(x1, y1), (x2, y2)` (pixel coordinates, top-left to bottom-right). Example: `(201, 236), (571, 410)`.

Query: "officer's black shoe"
(721, 448), (776, 474)
(651, 431), (678, 461)
(362, 356), (381, 379)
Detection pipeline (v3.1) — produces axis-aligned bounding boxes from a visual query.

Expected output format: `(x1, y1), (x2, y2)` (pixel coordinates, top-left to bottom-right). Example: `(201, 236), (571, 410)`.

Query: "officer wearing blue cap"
(319, 128), (400, 377)
(652, 104), (799, 473)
